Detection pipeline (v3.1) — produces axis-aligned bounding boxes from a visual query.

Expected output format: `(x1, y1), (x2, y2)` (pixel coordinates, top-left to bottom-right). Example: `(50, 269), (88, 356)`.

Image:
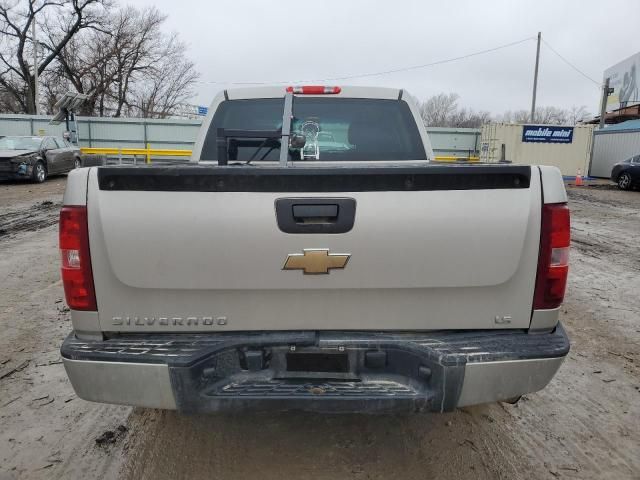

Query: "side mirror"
(290, 134), (306, 149)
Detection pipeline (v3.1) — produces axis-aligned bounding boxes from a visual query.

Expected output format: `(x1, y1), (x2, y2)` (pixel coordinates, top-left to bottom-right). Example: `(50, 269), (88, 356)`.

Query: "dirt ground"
(0, 178), (638, 480)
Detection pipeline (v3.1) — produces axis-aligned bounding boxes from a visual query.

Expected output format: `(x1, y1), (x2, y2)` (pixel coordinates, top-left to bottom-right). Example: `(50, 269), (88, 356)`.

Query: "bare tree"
(497, 110), (530, 123)
(416, 92), (590, 128)
(0, 84), (22, 112)
(567, 105), (590, 125)
(448, 108), (492, 128)
(498, 106), (589, 125)
(534, 106), (569, 125)
(419, 93), (460, 127)
(0, 0), (108, 114)
(418, 93), (492, 128)
(108, 7), (167, 117)
(43, 5), (199, 118)
(44, 26), (116, 115)
(130, 36), (199, 118)
(417, 93), (589, 128)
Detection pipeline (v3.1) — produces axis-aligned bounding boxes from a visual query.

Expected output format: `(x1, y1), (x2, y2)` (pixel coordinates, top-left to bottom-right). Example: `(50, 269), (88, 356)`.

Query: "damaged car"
(0, 135), (82, 183)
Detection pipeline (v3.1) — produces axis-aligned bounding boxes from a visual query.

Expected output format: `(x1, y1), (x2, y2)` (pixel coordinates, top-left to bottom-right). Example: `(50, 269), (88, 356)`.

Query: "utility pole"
(530, 32), (541, 123)
(598, 77), (613, 129)
(32, 17), (39, 115)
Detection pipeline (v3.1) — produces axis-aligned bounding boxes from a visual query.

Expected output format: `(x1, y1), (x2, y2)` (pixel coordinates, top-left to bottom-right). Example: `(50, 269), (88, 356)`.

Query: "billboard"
(522, 125), (574, 144)
(604, 52), (640, 112)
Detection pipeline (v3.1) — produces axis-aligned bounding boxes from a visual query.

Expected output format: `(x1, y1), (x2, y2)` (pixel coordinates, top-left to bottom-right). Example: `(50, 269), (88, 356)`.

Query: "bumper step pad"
(213, 380), (418, 398)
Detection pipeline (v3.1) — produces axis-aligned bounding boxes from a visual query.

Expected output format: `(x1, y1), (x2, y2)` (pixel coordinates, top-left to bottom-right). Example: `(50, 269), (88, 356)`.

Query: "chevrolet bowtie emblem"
(283, 249), (351, 274)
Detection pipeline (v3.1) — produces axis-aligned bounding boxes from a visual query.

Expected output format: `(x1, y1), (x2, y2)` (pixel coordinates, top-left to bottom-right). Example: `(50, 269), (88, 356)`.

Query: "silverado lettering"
(111, 316), (228, 327)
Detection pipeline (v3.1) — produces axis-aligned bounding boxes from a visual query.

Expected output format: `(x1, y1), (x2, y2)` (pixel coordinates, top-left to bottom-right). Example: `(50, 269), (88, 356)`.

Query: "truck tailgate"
(87, 165), (541, 332)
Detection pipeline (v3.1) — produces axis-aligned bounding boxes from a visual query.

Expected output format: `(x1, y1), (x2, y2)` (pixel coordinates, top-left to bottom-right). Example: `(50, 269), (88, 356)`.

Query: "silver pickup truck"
(60, 86), (570, 413)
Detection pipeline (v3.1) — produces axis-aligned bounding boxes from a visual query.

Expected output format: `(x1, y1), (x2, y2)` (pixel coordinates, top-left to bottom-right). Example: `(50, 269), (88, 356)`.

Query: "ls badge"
(283, 249), (350, 274)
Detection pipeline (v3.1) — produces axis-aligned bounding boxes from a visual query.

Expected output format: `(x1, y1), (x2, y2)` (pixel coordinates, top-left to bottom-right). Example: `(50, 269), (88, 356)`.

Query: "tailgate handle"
(275, 198), (356, 234)
(292, 204), (338, 222)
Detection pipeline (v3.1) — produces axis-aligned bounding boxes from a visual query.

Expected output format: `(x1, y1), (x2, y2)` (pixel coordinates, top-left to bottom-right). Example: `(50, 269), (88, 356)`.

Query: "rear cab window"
(200, 97), (426, 162)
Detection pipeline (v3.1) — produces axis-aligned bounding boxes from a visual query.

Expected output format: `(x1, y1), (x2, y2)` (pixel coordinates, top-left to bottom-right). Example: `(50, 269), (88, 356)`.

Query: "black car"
(0, 135), (82, 183)
(611, 154), (640, 190)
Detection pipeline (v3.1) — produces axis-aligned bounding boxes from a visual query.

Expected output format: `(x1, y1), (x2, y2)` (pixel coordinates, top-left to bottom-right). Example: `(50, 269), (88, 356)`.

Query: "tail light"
(286, 86), (341, 94)
(59, 206), (97, 311)
(533, 203), (570, 310)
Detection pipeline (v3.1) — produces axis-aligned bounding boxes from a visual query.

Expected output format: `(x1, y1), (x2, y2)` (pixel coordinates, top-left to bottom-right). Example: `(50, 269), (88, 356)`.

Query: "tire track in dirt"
(0, 200), (60, 237)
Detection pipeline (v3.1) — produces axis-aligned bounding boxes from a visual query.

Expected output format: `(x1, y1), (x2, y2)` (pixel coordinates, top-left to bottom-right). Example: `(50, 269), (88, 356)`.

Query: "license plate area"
(286, 351), (349, 373)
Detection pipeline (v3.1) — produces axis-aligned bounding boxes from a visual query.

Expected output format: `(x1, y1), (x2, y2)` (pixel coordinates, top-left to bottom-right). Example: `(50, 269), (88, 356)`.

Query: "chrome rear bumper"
(61, 325), (569, 413)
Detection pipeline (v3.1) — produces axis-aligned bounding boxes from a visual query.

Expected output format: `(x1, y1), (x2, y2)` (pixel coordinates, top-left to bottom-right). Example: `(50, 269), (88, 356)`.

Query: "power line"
(541, 39), (601, 87)
(196, 36), (536, 86)
(295, 37), (536, 82)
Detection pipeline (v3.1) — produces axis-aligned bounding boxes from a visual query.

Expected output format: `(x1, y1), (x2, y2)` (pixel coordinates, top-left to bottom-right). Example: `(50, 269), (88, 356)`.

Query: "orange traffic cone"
(575, 169), (583, 187)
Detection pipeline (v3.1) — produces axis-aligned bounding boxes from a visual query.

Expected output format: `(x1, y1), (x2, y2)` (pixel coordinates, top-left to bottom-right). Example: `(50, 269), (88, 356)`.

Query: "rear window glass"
(200, 97), (427, 162)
